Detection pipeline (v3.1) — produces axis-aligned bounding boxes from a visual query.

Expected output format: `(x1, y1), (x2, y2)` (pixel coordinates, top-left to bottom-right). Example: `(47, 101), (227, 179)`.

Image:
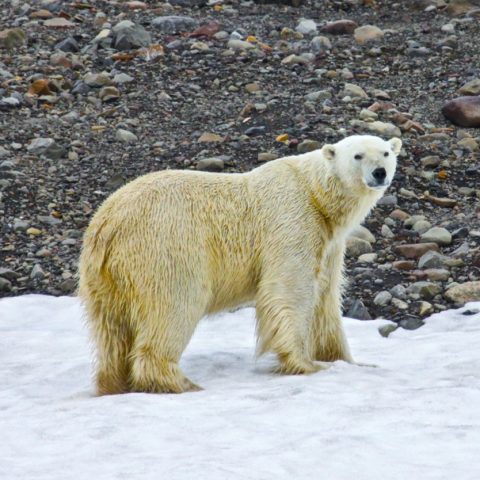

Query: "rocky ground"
(1, 0), (480, 329)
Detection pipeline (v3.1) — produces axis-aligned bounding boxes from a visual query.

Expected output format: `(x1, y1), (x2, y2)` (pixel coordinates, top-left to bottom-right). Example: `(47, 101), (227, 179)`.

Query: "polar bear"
(78, 134), (401, 394)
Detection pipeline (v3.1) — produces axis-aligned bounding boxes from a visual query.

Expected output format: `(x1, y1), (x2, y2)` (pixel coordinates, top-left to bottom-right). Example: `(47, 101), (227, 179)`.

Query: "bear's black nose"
(372, 167), (387, 183)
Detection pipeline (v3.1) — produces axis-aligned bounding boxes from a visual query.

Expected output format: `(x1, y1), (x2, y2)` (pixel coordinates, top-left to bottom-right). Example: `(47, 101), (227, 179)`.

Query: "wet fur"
(78, 135), (400, 394)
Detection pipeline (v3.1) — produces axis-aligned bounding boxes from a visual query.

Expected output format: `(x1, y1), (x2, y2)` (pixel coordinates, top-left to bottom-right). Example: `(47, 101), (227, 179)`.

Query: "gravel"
(1, 0), (479, 330)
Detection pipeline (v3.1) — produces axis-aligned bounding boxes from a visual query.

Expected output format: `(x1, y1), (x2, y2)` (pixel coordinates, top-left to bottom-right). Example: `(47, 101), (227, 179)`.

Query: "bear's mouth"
(366, 180), (390, 190)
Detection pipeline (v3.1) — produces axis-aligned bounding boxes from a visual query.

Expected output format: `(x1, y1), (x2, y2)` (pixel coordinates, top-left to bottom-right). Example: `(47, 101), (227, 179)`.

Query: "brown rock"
(44, 18), (75, 28)
(393, 260), (416, 270)
(394, 243), (439, 259)
(30, 9), (54, 19)
(321, 20), (358, 35)
(442, 96), (480, 128)
(390, 209), (410, 221)
(125, 1), (148, 9)
(445, 281), (480, 304)
(198, 132), (223, 143)
(447, 0), (479, 16)
(424, 193), (457, 208)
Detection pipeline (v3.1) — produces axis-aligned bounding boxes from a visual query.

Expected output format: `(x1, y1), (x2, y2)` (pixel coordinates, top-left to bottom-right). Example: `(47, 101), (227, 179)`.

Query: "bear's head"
(321, 135), (401, 193)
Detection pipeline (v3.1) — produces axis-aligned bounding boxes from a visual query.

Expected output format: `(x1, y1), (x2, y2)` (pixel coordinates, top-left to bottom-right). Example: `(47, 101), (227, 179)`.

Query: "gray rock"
(0, 68), (13, 79)
(458, 78), (480, 96)
(343, 83), (368, 98)
(358, 252), (378, 263)
(381, 224), (394, 239)
(58, 278), (76, 293)
(0, 28), (26, 50)
(30, 264), (45, 280)
(374, 291), (392, 306)
(44, 143), (65, 160)
(399, 316), (425, 330)
(113, 73), (134, 84)
(390, 284), (407, 300)
(378, 323), (398, 338)
(406, 44), (431, 57)
(420, 227), (452, 246)
(0, 267), (20, 281)
(72, 81), (90, 95)
(152, 16), (198, 34)
(27, 138), (55, 154)
(310, 36), (331, 53)
(13, 218), (29, 231)
(37, 215), (62, 226)
(112, 20), (151, 50)
(297, 140), (321, 153)
(418, 251), (449, 269)
(0, 96), (20, 108)
(412, 220), (432, 234)
(0, 277), (12, 291)
(346, 299), (372, 320)
(296, 19), (317, 35)
(55, 36), (79, 52)
(407, 281), (442, 299)
(377, 194), (397, 206)
(365, 121), (401, 138)
(196, 157), (224, 172)
(413, 220), (432, 235)
(304, 89), (332, 102)
(116, 129), (138, 143)
(346, 237), (373, 257)
(350, 225), (375, 243)
(392, 298), (409, 310)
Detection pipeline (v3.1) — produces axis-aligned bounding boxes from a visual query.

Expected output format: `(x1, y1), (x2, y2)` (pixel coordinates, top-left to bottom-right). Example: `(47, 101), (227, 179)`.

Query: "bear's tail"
(79, 220), (133, 395)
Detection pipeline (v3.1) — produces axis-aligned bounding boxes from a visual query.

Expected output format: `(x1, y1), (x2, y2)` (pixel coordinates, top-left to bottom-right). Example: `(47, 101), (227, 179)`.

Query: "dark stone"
(72, 81), (90, 95)
(151, 16), (198, 34)
(452, 227), (469, 239)
(346, 298), (372, 320)
(55, 36), (79, 52)
(244, 126), (267, 136)
(398, 315), (425, 330)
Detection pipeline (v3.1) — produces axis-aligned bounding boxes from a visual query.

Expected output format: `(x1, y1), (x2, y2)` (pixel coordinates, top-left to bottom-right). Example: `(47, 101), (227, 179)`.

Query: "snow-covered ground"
(0, 295), (479, 480)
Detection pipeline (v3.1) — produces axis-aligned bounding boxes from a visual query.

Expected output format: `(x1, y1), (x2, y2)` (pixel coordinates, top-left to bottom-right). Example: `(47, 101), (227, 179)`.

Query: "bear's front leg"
(255, 268), (327, 375)
(311, 241), (354, 363)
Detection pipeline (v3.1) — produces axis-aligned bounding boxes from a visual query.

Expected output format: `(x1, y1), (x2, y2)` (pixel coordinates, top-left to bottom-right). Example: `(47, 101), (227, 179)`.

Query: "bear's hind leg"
(129, 306), (203, 394)
(89, 310), (132, 396)
(130, 348), (201, 394)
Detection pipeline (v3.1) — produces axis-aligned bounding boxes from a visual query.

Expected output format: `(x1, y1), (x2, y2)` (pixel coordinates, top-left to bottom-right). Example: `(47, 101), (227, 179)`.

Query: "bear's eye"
(354, 154), (363, 160)
(384, 152), (389, 157)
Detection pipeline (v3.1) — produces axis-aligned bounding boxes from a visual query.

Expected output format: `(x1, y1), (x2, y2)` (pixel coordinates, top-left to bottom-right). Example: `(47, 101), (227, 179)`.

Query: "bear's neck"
(299, 160), (382, 237)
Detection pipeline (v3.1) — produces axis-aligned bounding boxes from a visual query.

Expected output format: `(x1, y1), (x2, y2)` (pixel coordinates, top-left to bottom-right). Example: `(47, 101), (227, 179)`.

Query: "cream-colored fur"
(78, 134), (401, 394)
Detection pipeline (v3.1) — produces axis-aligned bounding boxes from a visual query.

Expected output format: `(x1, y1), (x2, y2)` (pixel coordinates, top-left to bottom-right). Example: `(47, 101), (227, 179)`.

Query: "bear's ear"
(321, 144), (336, 161)
(389, 138), (402, 155)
